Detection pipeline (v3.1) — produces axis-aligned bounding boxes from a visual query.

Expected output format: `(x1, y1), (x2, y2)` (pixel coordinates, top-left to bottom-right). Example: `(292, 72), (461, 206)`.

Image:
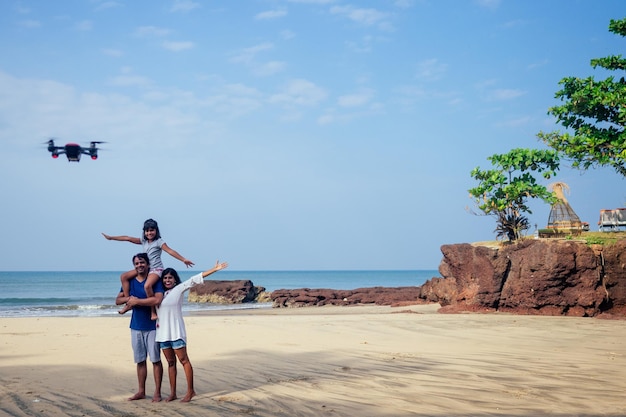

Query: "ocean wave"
(0, 303), (119, 318)
(0, 297), (76, 305)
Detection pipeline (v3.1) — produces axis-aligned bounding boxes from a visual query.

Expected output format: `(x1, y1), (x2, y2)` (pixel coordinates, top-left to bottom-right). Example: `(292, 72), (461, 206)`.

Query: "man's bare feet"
(181, 390), (196, 403)
(165, 394), (177, 402)
(152, 393), (162, 403)
(118, 304), (131, 315)
(128, 392), (145, 401)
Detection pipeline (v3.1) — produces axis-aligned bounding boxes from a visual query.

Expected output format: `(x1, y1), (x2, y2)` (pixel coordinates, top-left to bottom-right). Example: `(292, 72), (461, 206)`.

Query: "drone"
(45, 139), (105, 162)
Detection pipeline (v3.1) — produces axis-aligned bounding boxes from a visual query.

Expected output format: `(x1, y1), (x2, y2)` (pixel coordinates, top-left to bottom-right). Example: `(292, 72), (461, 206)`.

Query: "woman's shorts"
(159, 339), (187, 350)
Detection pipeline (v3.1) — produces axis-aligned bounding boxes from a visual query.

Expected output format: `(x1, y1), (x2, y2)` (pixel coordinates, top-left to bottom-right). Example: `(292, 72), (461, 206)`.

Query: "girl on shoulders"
(102, 218), (194, 319)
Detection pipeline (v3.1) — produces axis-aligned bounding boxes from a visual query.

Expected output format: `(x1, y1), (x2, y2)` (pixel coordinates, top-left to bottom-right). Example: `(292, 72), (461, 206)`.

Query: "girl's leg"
(162, 347), (177, 402)
(174, 346), (195, 402)
(119, 269), (139, 314)
(144, 273), (160, 320)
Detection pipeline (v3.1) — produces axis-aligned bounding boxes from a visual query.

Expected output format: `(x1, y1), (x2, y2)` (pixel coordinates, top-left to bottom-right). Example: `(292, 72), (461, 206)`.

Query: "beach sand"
(1, 304), (625, 417)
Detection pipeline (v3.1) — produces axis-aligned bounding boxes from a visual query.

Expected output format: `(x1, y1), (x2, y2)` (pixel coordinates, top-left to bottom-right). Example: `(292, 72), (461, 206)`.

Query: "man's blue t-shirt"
(125, 278), (164, 331)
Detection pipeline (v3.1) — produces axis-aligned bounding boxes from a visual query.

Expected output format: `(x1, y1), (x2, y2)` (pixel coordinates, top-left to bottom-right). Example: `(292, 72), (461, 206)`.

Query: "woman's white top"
(155, 273), (204, 343)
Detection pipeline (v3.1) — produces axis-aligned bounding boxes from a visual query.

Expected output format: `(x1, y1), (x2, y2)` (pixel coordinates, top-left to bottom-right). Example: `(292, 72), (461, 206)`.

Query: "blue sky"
(0, 0), (624, 271)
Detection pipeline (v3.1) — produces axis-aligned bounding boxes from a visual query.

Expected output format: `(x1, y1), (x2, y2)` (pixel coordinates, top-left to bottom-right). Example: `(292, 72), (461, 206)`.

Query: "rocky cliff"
(187, 239), (626, 318)
(420, 239), (626, 318)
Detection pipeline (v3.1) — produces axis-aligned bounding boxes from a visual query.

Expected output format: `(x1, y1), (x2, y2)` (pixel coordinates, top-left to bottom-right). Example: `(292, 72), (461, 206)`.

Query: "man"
(116, 252), (164, 402)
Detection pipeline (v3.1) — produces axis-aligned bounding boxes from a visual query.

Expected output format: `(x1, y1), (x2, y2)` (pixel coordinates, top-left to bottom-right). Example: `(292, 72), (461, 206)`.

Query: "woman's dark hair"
(162, 268), (181, 286)
(132, 252), (150, 266)
(142, 218), (161, 239)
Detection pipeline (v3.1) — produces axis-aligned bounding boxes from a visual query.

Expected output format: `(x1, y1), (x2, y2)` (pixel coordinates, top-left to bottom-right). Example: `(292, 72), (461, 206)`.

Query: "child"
(102, 218), (194, 319)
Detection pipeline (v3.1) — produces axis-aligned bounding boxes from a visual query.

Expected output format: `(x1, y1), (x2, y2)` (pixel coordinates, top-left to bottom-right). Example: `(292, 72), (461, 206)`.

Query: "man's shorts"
(159, 339), (187, 350)
(131, 329), (161, 363)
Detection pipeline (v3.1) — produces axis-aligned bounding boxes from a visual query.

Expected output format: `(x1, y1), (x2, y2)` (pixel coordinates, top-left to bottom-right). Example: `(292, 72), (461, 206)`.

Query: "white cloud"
(268, 79), (328, 107)
(415, 58), (447, 81)
(394, 0), (414, 8)
(134, 26), (172, 37)
(230, 43), (274, 64)
(330, 5), (390, 27)
(489, 88), (526, 101)
(15, 4), (31, 13)
(108, 74), (151, 87)
(230, 43), (284, 76)
(75, 20), (93, 31)
(527, 59), (549, 70)
(94, 1), (122, 11)
(500, 19), (527, 29)
(203, 84), (264, 117)
(252, 61), (287, 77)
(18, 19), (40, 28)
(162, 41), (195, 51)
(317, 113), (335, 125)
(345, 34), (386, 53)
(170, 0), (200, 12)
(474, 0), (500, 9)
(102, 48), (123, 57)
(281, 30), (296, 40)
(0, 70), (211, 152)
(255, 9), (287, 20)
(337, 90), (373, 108)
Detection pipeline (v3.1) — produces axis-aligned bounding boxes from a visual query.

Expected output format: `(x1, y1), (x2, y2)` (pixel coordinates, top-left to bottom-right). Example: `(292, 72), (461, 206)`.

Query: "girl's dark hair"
(142, 218), (161, 239)
(162, 268), (181, 286)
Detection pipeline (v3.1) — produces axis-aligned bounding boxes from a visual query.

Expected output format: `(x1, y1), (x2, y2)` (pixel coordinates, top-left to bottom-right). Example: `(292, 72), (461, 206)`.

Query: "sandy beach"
(1, 304), (625, 417)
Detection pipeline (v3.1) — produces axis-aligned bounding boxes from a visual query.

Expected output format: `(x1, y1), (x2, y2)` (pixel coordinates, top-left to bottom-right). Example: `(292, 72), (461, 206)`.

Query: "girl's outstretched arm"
(161, 243), (195, 268)
(101, 233), (141, 244)
(201, 261), (228, 278)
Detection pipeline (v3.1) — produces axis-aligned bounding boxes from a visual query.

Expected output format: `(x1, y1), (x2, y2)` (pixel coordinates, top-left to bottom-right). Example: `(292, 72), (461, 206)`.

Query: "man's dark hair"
(132, 252), (150, 266)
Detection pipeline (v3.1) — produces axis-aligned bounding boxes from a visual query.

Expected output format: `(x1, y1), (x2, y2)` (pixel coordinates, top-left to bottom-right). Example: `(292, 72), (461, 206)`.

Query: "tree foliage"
(469, 148), (560, 241)
(537, 18), (626, 176)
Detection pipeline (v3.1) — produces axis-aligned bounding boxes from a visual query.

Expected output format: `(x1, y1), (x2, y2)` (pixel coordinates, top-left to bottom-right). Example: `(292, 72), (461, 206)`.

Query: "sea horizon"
(0, 269), (438, 318)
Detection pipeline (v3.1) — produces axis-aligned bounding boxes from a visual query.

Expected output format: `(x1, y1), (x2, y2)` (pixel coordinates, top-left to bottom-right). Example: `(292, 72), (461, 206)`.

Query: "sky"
(0, 0), (624, 271)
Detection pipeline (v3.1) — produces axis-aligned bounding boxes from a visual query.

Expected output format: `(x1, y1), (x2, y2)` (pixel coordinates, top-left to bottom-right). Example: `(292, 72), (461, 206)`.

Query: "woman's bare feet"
(181, 390), (196, 403)
(128, 392), (145, 401)
(165, 394), (177, 402)
(151, 393), (162, 403)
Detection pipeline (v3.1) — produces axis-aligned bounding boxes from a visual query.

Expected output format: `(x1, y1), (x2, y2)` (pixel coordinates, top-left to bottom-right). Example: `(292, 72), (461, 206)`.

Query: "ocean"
(0, 270), (437, 318)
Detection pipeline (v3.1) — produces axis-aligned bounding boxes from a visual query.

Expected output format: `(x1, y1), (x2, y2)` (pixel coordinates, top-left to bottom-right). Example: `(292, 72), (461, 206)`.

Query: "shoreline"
(1, 304), (625, 416)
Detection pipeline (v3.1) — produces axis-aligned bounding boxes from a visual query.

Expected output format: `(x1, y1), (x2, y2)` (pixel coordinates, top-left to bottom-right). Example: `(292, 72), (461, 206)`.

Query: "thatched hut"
(542, 182), (586, 236)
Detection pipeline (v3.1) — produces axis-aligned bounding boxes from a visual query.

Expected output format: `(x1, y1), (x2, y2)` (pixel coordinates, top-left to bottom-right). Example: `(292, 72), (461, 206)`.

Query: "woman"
(156, 260), (228, 402)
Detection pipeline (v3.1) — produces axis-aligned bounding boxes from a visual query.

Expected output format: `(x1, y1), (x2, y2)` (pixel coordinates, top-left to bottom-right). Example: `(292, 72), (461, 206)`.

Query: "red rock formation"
(271, 286), (425, 308)
(189, 280), (266, 304)
(420, 239), (626, 317)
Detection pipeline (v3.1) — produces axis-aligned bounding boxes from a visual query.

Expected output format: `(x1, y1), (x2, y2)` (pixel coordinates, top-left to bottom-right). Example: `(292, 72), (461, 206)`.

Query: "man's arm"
(126, 292), (164, 307)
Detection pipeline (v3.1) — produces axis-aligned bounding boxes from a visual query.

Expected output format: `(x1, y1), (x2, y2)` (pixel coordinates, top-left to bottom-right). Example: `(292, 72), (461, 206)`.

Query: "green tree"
(469, 148), (560, 241)
(538, 18), (626, 176)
